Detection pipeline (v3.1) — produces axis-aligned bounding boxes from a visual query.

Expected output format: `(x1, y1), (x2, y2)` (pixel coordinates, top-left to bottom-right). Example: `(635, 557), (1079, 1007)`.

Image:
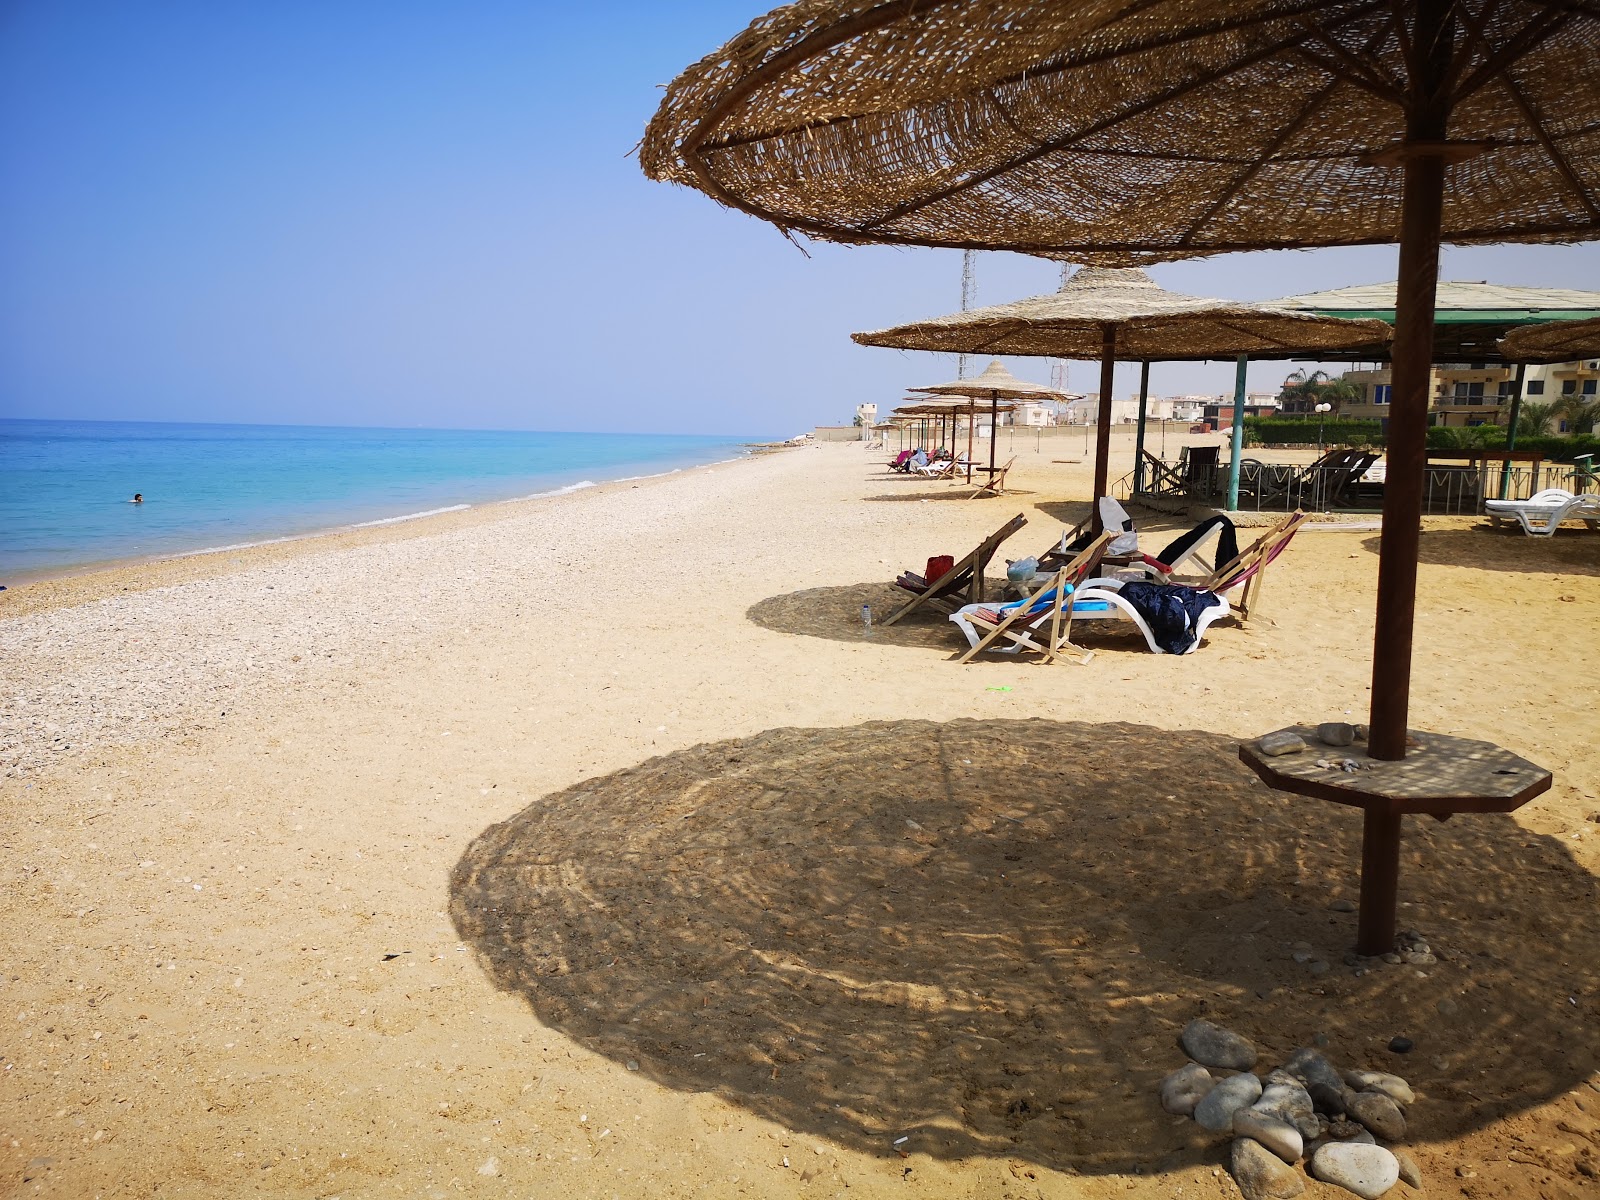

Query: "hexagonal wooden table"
(1239, 727), (1551, 955)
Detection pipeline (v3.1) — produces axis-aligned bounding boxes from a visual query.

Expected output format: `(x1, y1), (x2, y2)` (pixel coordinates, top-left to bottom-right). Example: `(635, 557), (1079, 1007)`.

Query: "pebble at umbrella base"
(640, 0), (1600, 952)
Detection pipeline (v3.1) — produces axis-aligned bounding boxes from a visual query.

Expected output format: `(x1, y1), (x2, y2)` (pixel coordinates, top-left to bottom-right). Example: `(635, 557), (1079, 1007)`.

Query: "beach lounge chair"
(912, 455), (958, 479)
(950, 531), (1112, 663)
(1483, 489), (1600, 536)
(888, 449), (916, 472)
(1242, 448), (1379, 509)
(968, 457), (1016, 499)
(1185, 509), (1308, 622)
(885, 513), (1028, 626)
(1065, 578), (1231, 655)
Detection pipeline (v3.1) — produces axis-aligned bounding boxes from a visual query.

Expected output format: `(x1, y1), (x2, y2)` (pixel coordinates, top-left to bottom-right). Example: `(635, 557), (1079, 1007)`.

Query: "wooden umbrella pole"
(1091, 322), (1116, 531)
(988, 392), (998, 473)
(1360, 0), (1451, 954)
(966, 407), (975, 483)
(1132, 361), (1151, 495)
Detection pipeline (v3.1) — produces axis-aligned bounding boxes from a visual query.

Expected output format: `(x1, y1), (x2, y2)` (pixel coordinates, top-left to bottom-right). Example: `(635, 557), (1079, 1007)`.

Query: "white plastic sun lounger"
(950, 576), (1229, 656)
(1483, 489), (1600, 536)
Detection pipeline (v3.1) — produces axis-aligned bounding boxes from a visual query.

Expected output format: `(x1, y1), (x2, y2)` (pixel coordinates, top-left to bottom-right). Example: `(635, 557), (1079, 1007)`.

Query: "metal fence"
(1124, 454), (1597, 514)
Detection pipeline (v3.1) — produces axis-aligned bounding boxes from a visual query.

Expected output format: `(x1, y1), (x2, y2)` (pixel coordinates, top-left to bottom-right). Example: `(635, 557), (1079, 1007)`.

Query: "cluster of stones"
(1161, 1019), (1423, 1199)
(1258, 721), (1366, 759)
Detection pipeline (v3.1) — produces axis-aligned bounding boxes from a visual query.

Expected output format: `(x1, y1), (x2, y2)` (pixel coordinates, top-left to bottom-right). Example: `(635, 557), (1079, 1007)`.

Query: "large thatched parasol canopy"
(1498, 315), (1600, 362)
(641, 1), (1600, 260)
(857, 267), (1394, 359)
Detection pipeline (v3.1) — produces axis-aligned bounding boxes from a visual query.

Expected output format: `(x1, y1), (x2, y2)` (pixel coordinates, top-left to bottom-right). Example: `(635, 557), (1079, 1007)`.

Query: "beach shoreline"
(2, 440), (1596, 1198)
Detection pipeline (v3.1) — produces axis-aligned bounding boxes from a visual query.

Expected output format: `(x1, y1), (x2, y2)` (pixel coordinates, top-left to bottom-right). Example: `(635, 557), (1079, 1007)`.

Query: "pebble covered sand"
(3, 436), (1598, 1199)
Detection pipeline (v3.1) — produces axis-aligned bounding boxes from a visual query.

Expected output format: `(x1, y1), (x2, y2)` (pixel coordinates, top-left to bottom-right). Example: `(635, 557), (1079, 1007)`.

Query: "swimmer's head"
(133, 493), (143, 503)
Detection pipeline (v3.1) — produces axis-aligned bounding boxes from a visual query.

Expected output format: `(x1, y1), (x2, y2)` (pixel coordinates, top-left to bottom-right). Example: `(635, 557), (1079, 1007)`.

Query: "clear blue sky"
(3, 3), (1597, 438)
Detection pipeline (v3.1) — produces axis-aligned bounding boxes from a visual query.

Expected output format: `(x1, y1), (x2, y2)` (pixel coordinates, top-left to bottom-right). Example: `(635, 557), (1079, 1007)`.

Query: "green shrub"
(1243, 417), (1385, 447)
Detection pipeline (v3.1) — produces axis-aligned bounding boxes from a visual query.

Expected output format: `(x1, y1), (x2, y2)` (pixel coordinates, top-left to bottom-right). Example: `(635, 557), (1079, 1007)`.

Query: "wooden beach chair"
(1188, 509), (1309, 622)
(968, 457), (1016, 499)
(951, 531), (1112, 664)
(885, 513), (1028, 626)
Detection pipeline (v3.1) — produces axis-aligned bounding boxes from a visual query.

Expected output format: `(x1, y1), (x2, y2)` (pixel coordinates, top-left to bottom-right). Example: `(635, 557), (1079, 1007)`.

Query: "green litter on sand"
(985, 686), (1013, 693)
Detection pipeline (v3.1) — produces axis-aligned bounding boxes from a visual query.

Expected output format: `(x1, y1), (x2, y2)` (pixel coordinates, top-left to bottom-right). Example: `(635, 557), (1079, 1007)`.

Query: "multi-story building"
(1331, 358), (1600, 428)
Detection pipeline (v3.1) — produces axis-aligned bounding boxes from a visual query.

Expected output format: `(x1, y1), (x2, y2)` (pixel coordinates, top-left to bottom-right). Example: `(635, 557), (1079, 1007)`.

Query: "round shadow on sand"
(450, 720), (1599, 1178)
(1361, 528), (1600, 576)
(747, 582), (1157, 654)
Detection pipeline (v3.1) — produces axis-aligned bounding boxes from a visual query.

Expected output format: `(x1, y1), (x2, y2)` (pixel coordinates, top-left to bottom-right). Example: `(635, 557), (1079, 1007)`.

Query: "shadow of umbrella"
(451, 719), (1599, 1179)
(1361, 531), (1600, 577)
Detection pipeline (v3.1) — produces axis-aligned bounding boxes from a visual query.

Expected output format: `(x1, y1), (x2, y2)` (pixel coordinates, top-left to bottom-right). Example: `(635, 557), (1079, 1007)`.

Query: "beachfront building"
(1201, 392), (1278, 430)
(1332, 359), (1600, 427)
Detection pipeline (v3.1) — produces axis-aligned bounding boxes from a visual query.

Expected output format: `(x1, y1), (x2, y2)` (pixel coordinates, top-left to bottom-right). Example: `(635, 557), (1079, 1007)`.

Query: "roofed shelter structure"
(642, 0), (1599, 954)
(857, 266), (1390, 515)
(1274, 280), (1600, 363)
(1498, 314), (1600, 363)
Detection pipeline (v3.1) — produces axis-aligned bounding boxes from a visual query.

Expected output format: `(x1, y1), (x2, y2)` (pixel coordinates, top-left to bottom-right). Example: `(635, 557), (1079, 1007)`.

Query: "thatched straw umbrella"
(911, 361), (1057, 480)
(643, 0), (1596, 953)
(1499, 315), (1600, 363)
(895, 395), (1019, 472)
(858, 266), (1390, 515)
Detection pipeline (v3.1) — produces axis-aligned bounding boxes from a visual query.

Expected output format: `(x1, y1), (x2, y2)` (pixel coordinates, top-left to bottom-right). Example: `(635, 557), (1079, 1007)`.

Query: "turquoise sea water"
(0, 420), (755, 582)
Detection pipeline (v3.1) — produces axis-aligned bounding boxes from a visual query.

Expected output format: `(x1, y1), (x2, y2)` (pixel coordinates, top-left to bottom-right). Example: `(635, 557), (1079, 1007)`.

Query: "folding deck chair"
(950, 531), (1113, 663)
(1187, 509), (1308, 622)
(885, 513), (1028, 626)
(968, 457), (1016, 499)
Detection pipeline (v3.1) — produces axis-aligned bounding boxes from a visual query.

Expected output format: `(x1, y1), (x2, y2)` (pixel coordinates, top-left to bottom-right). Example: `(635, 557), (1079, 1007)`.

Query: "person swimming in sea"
(132, 493), (143, 503)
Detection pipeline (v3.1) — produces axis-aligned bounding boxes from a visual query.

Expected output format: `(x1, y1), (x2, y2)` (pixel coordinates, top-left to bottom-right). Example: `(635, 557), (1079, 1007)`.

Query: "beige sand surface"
(3, 440), (1598, 1198)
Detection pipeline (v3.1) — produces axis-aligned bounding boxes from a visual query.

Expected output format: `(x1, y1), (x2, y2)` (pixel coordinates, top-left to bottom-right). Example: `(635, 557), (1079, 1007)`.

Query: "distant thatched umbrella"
(1498, 316), (1600, 363)
(859, 267), (1390, 513)
(913, 361), (1061, 478)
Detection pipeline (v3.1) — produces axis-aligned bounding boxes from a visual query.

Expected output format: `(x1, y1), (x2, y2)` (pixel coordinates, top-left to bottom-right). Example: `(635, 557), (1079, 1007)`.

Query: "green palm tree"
(1514, 401), (1558, 437)
(1558, 394), (1599, 434)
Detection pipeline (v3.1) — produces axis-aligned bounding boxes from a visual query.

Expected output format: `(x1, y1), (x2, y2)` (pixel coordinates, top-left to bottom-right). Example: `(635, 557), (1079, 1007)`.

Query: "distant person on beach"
(132, 493), (143, 503)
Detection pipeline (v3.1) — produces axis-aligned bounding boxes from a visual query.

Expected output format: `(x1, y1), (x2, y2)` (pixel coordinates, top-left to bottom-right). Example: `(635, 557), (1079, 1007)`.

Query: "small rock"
(1435, 996), (1459, 1018)
(1311, 1142), (1400, 1199)
(1382, 952), (1403, 964)
(1159, 1063), (1215, 1116)
(1308, 960), (1331, 976)
(1329, 899), (1358, 913)
(1254, 1080), (1320, 1140)
(1353, 724), (1369, 741)
(1285, 1048), (1348, 1114)
(1388, 1036), (1414, 1054)
(1313, 1033), (1330, 1048)
(1327, 1116), (1375, 1143)
(1231, 1137), (1306, 1199)
(1292, 949), (1316, 964)
(1196, 1073), (1264, 1132)
(1235, 1109), (1304, 1163)
(1394, 1150), (1423, 1188)
(1181, 1019), (1259, 1071)
(1317, 722), (1356, 747)
(1403, 951), (1437, 966)
(1259, 730), (1308, 757)
(1341, 1070), (1414, 1107)
(1349, 1090), (1407, 1141)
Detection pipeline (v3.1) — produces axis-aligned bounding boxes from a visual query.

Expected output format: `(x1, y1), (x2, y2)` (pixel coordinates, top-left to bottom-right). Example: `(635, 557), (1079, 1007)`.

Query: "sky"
(3, 3), (1598, 439)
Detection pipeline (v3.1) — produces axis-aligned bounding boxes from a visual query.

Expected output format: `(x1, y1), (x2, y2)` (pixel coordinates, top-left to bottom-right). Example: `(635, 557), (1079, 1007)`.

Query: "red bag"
(925, 554), (955, 583)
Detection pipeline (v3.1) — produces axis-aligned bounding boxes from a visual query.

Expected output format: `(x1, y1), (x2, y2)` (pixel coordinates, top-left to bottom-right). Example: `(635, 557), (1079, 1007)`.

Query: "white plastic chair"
(1483, 489), (1600, 536)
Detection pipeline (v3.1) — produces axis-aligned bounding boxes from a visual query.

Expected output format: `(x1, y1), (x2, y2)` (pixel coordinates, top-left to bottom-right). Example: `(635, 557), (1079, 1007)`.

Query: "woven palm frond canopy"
(857, 267), (1394, 359)
(1497, 315), (1600, 361)
(641, 0), (1600, 260)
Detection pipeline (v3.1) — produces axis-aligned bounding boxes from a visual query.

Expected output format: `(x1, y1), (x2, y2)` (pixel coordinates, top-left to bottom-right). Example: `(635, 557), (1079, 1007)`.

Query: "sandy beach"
(3, 438), (1598, 1198)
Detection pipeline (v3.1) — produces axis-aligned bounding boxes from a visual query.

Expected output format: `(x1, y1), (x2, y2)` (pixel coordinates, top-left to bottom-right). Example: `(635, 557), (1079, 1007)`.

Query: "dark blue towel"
(1116, 582), (1221, 654)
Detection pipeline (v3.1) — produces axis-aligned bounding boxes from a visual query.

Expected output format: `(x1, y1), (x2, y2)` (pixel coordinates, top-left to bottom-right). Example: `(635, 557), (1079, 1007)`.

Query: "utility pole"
(957, 250), (976, 378)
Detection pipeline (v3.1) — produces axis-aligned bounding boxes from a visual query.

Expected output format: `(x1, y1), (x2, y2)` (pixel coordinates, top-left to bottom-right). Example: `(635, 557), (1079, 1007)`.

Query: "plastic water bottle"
(861, 603), (872, 635)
